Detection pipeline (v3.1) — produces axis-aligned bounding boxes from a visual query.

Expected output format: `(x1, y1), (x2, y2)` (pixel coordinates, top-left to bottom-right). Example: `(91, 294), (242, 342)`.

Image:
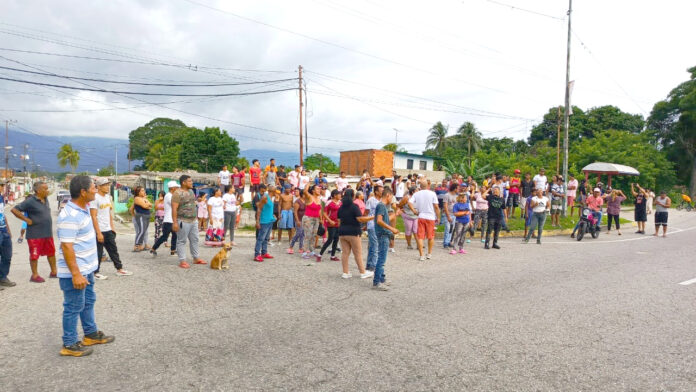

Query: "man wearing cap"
(11, 180), (58, 283)
(0, 180), (15, 289)
(88, 178), (132, 280)
(571, 187), (604, 238)
(151, 181), (179, 257)
(507, 169), (522, 219)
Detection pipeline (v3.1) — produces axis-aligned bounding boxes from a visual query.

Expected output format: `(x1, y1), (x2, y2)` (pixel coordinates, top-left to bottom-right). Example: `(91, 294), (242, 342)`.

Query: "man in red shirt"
(249, 159), (262, 200)
(507, 169), (521, 219)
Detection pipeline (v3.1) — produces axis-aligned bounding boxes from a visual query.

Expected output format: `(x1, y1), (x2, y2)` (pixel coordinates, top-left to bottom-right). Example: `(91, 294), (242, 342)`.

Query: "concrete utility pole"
(556, 106), (561, 173)
(393, 128), (401, 147)
(298, 65), (304, 166)
(562, 0), (573, 218)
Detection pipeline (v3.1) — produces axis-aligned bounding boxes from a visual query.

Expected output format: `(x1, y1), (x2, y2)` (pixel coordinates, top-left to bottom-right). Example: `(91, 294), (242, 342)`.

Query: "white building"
(393, 152), (434, 171)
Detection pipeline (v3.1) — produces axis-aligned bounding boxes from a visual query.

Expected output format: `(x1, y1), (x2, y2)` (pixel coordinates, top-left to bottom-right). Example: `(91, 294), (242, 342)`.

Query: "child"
(197, 193), (208, 232)
(451, 193), (471, 255)
(523, 193), (535, 239)
(373, 188), (399, 291)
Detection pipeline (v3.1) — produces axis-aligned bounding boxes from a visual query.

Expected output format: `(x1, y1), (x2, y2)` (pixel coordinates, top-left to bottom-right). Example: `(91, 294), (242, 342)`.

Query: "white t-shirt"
(335, 177), (348, 191)
(288, 171), (300, 187)
(89, 193), (113, 232)
(207, 196), (224, 219)
(222, 193), (237, 213)
(218, 170), (231, 186)
(411, 189), (439, 220)
(533, 174), (548, 191)
(532, 196), (549, 213)
(395, 182), (405, 198)
(567, 179), (578, 198)
(163, 193), (174, 223)
(299, 175), (310, 190)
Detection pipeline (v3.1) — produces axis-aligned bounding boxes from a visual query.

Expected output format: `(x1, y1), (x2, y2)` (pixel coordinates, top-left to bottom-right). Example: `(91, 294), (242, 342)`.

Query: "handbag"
(317, 224), (326, 236)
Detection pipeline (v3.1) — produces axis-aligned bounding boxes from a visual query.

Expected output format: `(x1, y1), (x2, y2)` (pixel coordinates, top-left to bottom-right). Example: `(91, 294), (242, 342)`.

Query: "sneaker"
(426, 253), (432, 259)
(60, 342), (93, 357)
(407, 245), (414, 250)
(459, 249), (467, 254)
(372, 283), (389, 291)
(170, 250), (176, 256)
(480, 239), (485, 243)
(389, 248), (395, 253)
(194, 259), (207, 265)
(449, 249), (457, 255)
(301, 252), (311, 259)
(466, 239), (471, 243)
(94, 273), (108, 280)
(360, 270), (374, 279)
(419, 256), (426, 261)
(341, 273), (352, 279)
(179, 261), (190, 269)
(150, 249), (157, 257)
(315, 255), (322, 262)
(254, 255), (264, 262)
(330, 256), (340, 261)
(536, 240), (541, 245)
(115, 269), (133, 276)
(523, 238), (529, 243)
(17, 237), (23, 243)
(286, 248), (294, 254)
(30, 275), (45, 283)
(570, 234), (575, 238)
(0, 278), (16, 287)
(82, 331), (115, 346)
(262, 254), (274, 259)
(492, 244), (501, 249)
(484, 244), (490, 249)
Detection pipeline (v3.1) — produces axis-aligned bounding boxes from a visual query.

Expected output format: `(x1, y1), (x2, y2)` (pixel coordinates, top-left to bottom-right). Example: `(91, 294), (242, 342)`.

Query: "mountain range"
(5, 129), (338, 174)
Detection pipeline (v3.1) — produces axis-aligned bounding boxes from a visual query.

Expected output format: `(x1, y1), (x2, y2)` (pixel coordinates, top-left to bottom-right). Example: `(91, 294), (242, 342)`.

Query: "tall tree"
(128, 118), (188, 161)
(382, 143), (407, 153)
(426, 122), (449, 155)
(57, 144), (80, 173)
(647, 65), (696, 195)
(303, 153), (338, 173)
(457, 121), (482, 165)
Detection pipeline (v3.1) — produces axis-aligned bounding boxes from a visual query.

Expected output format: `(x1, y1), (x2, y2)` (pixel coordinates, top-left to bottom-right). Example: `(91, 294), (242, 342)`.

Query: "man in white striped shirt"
(57, 175), (115, 357)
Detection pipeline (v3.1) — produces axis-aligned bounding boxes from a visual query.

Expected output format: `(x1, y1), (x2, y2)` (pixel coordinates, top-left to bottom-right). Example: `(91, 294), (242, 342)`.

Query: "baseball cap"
(593, 188), (600, 192)
(167, 180), (180, 188)
(96, 178), (110, 186)
(514, 169), (521, 174)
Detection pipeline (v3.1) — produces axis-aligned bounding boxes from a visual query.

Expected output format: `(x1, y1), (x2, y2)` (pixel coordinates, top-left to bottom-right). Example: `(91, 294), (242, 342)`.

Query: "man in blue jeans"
(0, 181), (15, 290)
(254, 184), (276, 262)
(57, 175), (114, 357)
(442, 183), (458, 248)
(373, 188), (399, 291)
(364, 184), (383, 271)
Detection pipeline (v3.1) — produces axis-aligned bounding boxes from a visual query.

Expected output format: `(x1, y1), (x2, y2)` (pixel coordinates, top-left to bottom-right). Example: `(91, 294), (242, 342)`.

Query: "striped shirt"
(56, 200), (98, 278)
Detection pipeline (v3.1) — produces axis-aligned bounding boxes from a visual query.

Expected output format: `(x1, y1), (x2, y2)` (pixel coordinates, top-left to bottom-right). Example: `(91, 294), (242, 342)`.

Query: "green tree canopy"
(129, 117), (187, 161)
(57, 144), (80, 173)
(97, 163), (115, 177)
(457, 121), (482, 164)
(426, 122), (449, 154)
(382, 143), (407, 153)
(303, 153), (338, 173)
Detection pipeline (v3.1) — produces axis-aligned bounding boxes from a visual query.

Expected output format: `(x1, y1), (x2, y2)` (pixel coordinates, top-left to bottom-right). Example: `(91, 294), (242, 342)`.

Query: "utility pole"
(562, 0), (573, 217)
(393, 128), (401, 147)
(4, 119), (16, 181)
(298, 65), (304, 166)
(556, 106), (561, 173)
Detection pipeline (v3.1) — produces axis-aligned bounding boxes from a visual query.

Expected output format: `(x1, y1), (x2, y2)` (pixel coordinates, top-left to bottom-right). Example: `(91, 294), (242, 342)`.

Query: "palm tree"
(426, 122), (449, 155)
(457, 122), (483, 165)
(57, 144), (80, 173)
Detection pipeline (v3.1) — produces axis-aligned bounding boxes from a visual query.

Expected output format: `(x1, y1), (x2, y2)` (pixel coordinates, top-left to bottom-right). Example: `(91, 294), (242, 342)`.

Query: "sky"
(1, 0), (695, 157)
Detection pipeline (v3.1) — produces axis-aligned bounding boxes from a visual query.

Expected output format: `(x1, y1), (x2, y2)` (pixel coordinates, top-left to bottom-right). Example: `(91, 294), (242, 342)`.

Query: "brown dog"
(210, 244), (232, 270)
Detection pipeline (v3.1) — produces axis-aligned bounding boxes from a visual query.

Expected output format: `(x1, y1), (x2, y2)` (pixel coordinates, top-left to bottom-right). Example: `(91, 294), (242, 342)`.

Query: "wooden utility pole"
(556, 106), (561, 173)
(298, 65), (304, 166)
(562, 0), (573, 217)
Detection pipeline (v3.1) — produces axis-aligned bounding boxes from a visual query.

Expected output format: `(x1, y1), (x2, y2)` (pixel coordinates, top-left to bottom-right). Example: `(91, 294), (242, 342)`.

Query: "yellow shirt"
(264, 165), (278, 173)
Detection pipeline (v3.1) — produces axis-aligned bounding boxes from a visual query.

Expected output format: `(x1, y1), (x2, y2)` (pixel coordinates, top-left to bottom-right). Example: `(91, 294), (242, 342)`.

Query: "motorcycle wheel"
(576, 223), (585, 241)
(591, 227), (599, 238)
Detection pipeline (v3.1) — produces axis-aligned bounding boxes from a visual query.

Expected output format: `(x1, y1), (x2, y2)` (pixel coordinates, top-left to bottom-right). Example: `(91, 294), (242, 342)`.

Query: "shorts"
(417, 218), (436, 240)
(507, 193), (519, 207)
(551, 199), (562, 214)
(279, 210), (294, 229)
(234, 187), (244, 197)
(27, 237), (56, 261)
(567, 196), (575, 207)
(655, 211), (668, 226)
(403, 216), (418, 236)
(250, 183), (261, 193)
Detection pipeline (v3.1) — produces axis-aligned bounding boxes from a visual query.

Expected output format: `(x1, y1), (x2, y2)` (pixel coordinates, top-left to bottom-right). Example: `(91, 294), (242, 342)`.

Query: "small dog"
(210, 243), (232, 270)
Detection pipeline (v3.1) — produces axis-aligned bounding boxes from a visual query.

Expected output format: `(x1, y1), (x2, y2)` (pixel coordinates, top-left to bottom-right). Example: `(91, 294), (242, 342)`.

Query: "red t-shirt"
(249, 167), (262, 185)
(325, 200), (342, 227)
(232, 172), (245, 187)
(509, 177), (521, 194)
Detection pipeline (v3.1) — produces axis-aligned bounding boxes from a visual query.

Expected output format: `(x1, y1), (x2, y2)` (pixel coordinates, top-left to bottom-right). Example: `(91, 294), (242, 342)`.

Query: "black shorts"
(234, 187), (244, 197)
(250, 184), (261, 193)
(655, 211), (668, 226)
(507, 193), (519, 207)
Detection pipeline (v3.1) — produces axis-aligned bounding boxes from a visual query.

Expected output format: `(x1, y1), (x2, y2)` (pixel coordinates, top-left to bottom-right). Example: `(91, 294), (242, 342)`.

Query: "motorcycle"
(576, 207), (600, 241)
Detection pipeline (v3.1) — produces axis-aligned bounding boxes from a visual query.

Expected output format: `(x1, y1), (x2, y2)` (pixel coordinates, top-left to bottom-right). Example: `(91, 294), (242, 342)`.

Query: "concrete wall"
(394, 154), (434, 171)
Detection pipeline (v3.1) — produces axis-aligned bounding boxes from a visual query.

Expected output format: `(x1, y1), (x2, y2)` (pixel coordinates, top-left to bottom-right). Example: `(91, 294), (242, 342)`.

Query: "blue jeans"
(59, 272), (97, 346)
(525, 212), (547, 241)
(366, 227), (378, 270)
(255, 223), (273, 256)
(373, 235), (390, 286)
(0, 230), (12, 280)
(443, 218), (453, 247)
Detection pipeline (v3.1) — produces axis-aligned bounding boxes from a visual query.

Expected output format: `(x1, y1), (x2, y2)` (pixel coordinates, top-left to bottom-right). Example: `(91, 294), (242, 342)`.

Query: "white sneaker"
(389, 248), (395, 253)
(372, 283), (389, 291)
(341, 273), (352, 279)
(115, 269), (133, 276)
(419, 256), (426, 261)
(426, 253), (432, 259)
(94, 273), (108, 280)
(360, 270), (374, 279)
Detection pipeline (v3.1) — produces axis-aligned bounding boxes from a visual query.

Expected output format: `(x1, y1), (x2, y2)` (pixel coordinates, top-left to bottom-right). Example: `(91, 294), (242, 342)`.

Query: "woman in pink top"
(473, 187), (489, 243)
(301, 185), (323, 259)
(354, 191), (366, 214)
(603, 189), (626, 235)
(318, 190), (342, 261)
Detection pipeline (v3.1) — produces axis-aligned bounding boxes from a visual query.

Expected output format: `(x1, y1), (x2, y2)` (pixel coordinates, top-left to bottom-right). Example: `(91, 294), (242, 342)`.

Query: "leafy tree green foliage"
(57, 144), (80, 173)
(528, 105), (644, 145)
(303, 153), (338, 173)
(457, 121), (482, 164)
(647, 66), (696, 196)
(426, 122), (449, 153)
(131, 118), (241, 172)
(570, 130), (674, 192)
(97, 164), (115, 176)
(441, 158), (492, 180)
(382, 143), (407, 153)
(128, 118), (187, 161)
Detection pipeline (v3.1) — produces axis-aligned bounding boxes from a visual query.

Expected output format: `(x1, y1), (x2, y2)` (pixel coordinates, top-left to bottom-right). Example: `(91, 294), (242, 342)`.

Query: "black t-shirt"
(486, 194), (505, 220)
(277, 169), (286, 187)
(521, 180), (533, 197)
(579, 180), (587, 196)
(337, 202), (362, 236)
(16, 195), (52, 239)
(634, 193), (646, 212)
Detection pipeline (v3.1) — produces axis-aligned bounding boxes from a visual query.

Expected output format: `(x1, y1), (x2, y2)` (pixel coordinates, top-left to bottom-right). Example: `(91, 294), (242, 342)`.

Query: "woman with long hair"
(131, 186), (152, 252)
(318, 189), (342, 262)
(154, 191), (166, 245)
(300, 185), (323, 259)
(336, 189), (374, 279)
(397, 186), (419, 249)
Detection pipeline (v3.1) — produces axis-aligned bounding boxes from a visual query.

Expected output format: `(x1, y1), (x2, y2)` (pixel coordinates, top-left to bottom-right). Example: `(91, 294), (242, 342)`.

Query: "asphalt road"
(1, 206), (695, 391)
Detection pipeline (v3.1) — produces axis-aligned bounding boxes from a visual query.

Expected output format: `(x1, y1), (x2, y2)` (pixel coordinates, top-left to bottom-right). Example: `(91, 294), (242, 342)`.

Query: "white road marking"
(546, 226), (696, 245)
(678, 278), (696, 286)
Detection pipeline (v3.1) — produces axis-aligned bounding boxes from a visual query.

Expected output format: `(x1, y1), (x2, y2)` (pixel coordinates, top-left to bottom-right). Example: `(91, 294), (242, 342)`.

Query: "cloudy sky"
(1, 0), (695, 156)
